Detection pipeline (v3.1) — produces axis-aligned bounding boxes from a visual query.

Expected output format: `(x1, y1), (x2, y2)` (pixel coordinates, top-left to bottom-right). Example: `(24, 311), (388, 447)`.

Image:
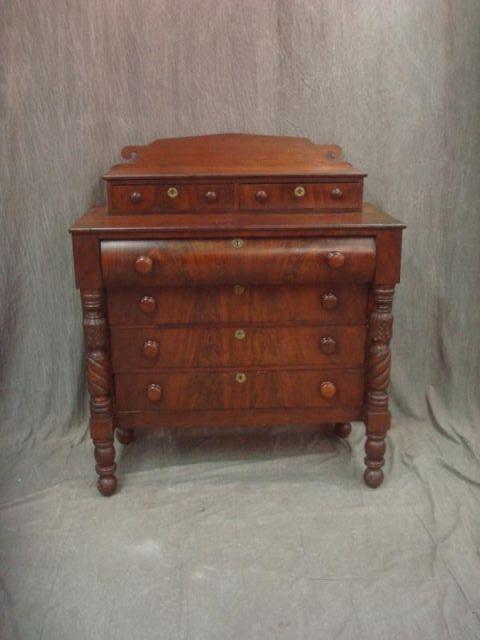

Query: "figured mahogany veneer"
(101, 238), (376, 287)
(114, 369), (364, 412)
(106, 284), (368, 326)
(110, 325), (366, 369)
(70, 133), (404, 495)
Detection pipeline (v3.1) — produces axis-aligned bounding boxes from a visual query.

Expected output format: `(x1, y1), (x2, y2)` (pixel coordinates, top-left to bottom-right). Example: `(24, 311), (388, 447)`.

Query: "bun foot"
(97, 474), (117, 496)
(334, 422), (352, 439)
(116, 427), (135, 445)
(363, 468), (384, 488)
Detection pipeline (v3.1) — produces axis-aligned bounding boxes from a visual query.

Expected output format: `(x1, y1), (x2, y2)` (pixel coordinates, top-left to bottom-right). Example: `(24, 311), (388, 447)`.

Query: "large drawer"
(111, 325), (366, 370)
(106, 284), (368, 326)
(101, 238), (376, 287)
(114, 368), (364, 411)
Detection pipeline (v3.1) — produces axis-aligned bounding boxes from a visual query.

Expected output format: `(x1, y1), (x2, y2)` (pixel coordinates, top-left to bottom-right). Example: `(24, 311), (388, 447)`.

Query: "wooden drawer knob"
(147, 383), (162, 402)
(255, 190), (269, 203)
(143, 340), (159, 358)
(204, 191), (218, 203)
(321, 292), (338, 309)
(167, 187), (179, 199)
(327, 251), (345, 269)
(139, 295), (156, 313)
(130, 191), (143, 204)
(331, 187), (343, 200)
(135, 255), (153, 274)
(320, 381), (337, 399)
(319, 336), (337, 354)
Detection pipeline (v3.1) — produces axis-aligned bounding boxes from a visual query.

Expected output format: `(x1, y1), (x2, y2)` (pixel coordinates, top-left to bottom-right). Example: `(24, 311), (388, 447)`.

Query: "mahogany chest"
(70, 134), (404, 495)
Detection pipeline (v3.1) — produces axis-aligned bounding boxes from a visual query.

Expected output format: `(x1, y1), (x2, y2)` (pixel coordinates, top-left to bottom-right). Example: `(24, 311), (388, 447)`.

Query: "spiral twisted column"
(364, 285), (395, 488)
(81, 289), (117, 496)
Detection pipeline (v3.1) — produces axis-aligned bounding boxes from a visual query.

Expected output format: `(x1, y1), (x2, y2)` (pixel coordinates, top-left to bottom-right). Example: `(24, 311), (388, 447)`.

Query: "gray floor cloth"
(1, 414), (479, 640)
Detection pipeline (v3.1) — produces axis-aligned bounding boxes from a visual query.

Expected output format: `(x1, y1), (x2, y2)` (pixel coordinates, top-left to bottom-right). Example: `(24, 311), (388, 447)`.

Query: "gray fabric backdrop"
(1, 2), (480, 639)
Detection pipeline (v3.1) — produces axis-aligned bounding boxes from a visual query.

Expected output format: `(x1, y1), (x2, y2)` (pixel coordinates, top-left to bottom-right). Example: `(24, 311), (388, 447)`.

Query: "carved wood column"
(364, 285), (395, 488)
(81, 289), (117, 496)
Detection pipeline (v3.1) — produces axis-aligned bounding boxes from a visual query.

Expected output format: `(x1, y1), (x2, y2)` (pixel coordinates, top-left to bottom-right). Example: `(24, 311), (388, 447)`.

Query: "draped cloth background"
(1, 1), (479, 638)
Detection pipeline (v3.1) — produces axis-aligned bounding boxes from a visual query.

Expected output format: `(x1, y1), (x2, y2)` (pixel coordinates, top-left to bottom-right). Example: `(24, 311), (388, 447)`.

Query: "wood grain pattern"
(238, 181), (362, 211)
(114, 368), (365, 411)
(71, 134), (404, 493)
(109, 182), (234, 214)
(101, 237), (376, 287)
(110, 325), (367, 369)
(105, 134), (364, 179)
(106, 284), (368, 326)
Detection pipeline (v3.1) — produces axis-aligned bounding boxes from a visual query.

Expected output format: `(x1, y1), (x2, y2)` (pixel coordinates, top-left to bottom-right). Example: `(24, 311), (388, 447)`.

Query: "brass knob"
(321, 292), (338, 309)
(139, 295), (156, 314)
(331, 187), (343, 200)
(319, 336), (337, 354)
(143, 339), (159, 358)
(231, 238), (244, 249)
(167, 187), (179, 199)
(327, 251), (345, 269)
(204, 191), (218, 203)
(234, 284), (245, 295)
(320, 381), (337, 399)
(130, 191), (142, 204)
(146, 383), (162, 402)
(293, 185), (306, 198)
(135, 255), (153, 274)
(235, 372), (247, 383)
(255, 190), (269, 203)
(235, 329), (246, 340)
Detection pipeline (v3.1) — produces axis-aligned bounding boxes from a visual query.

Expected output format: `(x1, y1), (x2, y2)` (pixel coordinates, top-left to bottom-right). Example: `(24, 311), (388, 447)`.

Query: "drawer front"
(101, 238), (376, 287)
(107, 284), (368, 326)
(111, 325), (366, 370)
(238, 182), (362, 211)
(114, 368), (364, 411)
(108, 183), (234, 213)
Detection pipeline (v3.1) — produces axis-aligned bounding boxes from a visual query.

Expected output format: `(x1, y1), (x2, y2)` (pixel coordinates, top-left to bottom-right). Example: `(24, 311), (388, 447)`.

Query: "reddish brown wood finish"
(110, 325), (366, 370)
(80, 290), (117, 496)
(106, 284), (368, 326)
(114, 368), (364, 412)
(238, 181), (362, 211)
(100, 237), (376, 287)
(70, 134), (404, 495)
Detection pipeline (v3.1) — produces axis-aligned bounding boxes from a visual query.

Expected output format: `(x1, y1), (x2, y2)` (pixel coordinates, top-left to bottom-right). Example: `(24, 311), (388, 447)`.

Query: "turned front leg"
(364, 285), (395, 488)
(81, 289), (117, 496)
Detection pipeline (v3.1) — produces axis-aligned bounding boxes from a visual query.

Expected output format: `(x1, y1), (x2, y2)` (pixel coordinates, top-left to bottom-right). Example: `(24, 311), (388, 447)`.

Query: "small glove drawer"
(238, 181), (362, 211)
(108, 183), (234, 213)
(101, 237), (376, 287)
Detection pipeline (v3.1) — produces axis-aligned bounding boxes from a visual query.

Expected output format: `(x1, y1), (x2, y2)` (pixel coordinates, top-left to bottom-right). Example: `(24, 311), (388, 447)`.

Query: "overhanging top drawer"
(101, 238), (376, 287)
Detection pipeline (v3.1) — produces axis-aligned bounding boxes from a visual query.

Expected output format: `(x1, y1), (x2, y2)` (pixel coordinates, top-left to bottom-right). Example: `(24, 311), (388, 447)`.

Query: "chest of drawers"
(70, 134), (404, 495)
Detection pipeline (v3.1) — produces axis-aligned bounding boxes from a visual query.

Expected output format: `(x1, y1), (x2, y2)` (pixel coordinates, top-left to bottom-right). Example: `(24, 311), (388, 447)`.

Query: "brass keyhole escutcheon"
(234, 284), (245, 296)
(235, 372), (247, 383)
(235, 329), (246, 340)
(294, 185), (306, 198)
(167, 186), (179, 198)
(231, 238), (244, 249)
(130, 191), (143, 204)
